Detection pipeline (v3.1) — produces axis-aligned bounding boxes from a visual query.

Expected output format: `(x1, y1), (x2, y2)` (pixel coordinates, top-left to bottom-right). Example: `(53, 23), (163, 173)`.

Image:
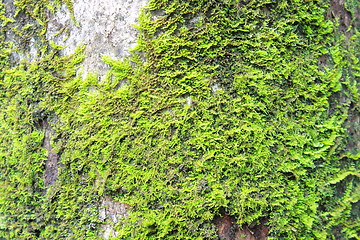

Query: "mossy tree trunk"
(0, 0), (359, 239)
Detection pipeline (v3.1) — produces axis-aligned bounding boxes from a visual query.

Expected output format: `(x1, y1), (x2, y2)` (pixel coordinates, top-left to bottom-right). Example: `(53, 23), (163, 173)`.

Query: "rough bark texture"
(40, 119), (59, 188)
(215, 215), (268, 240)
(329, 0), (352, 35)
(47, 0), (147, 80)
(98, 196), (131, 239)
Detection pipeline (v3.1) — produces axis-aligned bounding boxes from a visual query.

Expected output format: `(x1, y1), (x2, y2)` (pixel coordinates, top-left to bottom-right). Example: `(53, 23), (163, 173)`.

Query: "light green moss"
(0, 0), (360, 239)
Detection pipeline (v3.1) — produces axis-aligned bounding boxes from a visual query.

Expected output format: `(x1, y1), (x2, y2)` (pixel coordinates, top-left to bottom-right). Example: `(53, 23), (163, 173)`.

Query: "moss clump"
(0, 0), (85, 238)
(1, 0), (360, 239)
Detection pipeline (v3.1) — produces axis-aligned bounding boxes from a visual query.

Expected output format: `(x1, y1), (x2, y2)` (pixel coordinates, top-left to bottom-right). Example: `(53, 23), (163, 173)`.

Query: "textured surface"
(40, 119), (59, 188)
(47, 0), (147, 80)
(0, 0), (360, 239)
(45, 1), (147, 238)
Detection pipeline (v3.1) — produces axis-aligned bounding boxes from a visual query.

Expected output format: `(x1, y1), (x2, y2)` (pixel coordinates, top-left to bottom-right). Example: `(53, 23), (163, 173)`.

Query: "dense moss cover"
(0, 0), (359, 239)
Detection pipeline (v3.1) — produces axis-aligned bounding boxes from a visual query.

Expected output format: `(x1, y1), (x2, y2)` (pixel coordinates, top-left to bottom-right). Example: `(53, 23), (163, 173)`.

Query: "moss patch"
(0, 0), (360, 239)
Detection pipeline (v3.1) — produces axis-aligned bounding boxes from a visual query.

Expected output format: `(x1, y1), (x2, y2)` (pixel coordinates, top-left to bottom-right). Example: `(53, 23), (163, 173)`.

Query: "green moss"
(1, 0), (360, 239)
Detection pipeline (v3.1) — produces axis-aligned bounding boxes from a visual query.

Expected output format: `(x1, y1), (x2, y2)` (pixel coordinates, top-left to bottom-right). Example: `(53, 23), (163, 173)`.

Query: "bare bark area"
(40, 119), (59, 189)
(98, 196), (131, 239)
(47, 0), (147, 80)
(328, 0), (353, 40)
(215, 215), (268, 240)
